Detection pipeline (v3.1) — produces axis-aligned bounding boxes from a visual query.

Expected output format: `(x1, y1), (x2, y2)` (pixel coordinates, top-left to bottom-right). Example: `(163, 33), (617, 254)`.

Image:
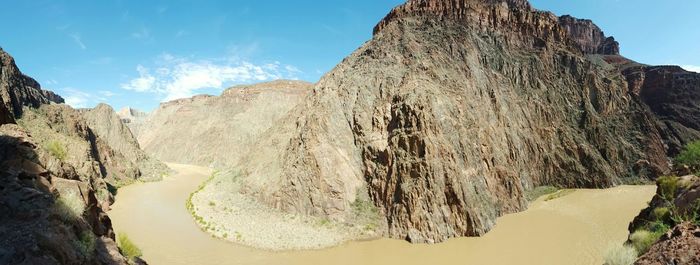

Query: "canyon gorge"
(1, 0), (699, 264)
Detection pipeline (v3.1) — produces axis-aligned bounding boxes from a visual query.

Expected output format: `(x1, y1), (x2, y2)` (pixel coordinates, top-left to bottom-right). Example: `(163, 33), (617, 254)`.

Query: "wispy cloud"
(121, 53), (302, 101)
(681, 65), (700, 73)
(69, 33), (86, 50)
(99, 90), (118, 97)
(62, 88), (92, 108)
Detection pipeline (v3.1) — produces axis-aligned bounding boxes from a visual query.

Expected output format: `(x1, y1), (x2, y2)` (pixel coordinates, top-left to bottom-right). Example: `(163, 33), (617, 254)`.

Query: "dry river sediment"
(109, 164), (656, 265)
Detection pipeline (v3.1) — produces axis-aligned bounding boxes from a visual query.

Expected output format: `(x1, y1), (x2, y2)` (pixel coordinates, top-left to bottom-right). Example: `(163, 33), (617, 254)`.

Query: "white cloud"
(99, 90), (117, 97)
(70, 33), (86, 50)
(62, 88), (91, 108)
(121, 54), (302, 101)
(122, 65), (156, 92)
(681, 65), (700, 73)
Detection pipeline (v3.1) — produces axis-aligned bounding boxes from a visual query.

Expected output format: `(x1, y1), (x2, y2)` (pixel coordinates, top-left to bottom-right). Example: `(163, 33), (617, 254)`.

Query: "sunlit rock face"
(233, 0), (671, 244)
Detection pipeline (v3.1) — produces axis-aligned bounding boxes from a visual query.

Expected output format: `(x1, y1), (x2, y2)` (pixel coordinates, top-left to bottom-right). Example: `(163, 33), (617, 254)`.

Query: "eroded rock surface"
(0, 48), (63, 117)
(622, 65), (700, 156)
(230, 0), (671, 244)
(81, 104), (170, 181)
(558, 15), (619, 55)
(634, 222), (700, 265)
(0, 49), (136, 264)
(116, 107), (148, 138)
(137, 80), (312, 167)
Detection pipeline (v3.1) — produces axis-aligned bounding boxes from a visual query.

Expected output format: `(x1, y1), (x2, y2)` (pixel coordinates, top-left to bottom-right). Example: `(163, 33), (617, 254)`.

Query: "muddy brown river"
(110, 164), (655, 265)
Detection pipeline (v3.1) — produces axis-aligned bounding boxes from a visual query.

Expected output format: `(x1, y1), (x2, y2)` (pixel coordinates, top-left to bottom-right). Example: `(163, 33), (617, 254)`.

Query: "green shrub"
(657, 176), (679, 201)
(544, 189), (575, 201)
(652, 207), (671, 221)
(676, 141), (700, 168)
(604, 244), (638, 265)
(629, 229), (663, 254)
(76, 231), (96, 258)
(351, 198), (380, 220)
(526, 186), (559, 201)
(670, 201), (700, 225)
(117, 233), (142, 261)
(45, 140), (67, 161)
(54, 192), (85, 222)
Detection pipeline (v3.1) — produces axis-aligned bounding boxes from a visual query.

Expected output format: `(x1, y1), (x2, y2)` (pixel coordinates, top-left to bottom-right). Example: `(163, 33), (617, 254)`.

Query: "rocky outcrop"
(0, 124), (129, 265)
(18, 105), (144, 191)
(622, 65), (700, 156)
(628, 174), (700, 265)
(558, 15), (620, 55)
(136, 80), (312, 167)
(227, 0), (670, 244)
(81, 104), (170, 181)
(634, 222), (700, 265)
(0, 49), (134, 264)
(0, 48), (64, 118)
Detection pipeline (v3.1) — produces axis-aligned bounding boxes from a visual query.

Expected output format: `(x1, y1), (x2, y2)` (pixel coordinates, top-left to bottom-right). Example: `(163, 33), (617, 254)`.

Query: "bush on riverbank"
(604, 244), (637, 265)
(525, 186), (559, 201)
(629, 230), (664, 254)
(117, 233), (142, 261)
(675, 140), (700, 169)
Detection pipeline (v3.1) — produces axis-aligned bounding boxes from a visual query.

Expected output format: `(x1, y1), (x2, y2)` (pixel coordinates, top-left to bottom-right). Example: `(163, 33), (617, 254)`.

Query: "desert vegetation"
(76, 231), (96, 258)
(525, 186), (559, 201)
(604, 244), (638, 265)
(45, 140), (67, 161)
(53, 191), (85, 222)
(675, 140), (700, 170)
(117, 233), (143, 262)
(622, 141), (700, 259)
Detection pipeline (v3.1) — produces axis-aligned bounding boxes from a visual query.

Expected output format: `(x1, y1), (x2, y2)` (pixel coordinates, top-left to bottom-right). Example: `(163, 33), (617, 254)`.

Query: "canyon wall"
(136, 80), (312, 167)
(228, 0), (674, 244)
(0, 48), (146, 264)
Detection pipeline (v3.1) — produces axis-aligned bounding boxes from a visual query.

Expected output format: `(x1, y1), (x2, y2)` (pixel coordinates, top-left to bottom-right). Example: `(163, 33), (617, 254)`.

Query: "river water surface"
(110, 164), (655, 265)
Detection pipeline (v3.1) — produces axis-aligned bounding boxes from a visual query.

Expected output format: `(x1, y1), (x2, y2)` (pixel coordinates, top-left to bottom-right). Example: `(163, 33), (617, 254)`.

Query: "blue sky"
(0, 0), (698, 111)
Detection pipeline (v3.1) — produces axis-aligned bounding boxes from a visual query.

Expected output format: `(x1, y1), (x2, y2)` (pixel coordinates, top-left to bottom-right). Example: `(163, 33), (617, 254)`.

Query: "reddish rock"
(635, 223), (700, 265)
(623, 65), (700, 156)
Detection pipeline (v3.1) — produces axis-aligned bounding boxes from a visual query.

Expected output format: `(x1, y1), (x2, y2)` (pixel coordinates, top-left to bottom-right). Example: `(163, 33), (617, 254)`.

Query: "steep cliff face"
(622, 65), (700, 156)
(0, 50), (133, 264)
(0, 48), (64, 117)
(136, 80), (312, 167)
(230, 0), (669, 244)
(558, 15), (620, 55)
(81, 104), (170, 181)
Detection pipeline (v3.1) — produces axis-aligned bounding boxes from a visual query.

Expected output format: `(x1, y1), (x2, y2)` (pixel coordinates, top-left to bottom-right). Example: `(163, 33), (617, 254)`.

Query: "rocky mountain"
(0, 48), (144, 264)
(81, 104), (170, 182)
(558, 15), (620, 55)
(0, 47), (64, 121)
(187, 0), (688, 246)
(136, 80), (312, 167)
(116, 107), (148, 138)
(622, 65), (700, 156)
